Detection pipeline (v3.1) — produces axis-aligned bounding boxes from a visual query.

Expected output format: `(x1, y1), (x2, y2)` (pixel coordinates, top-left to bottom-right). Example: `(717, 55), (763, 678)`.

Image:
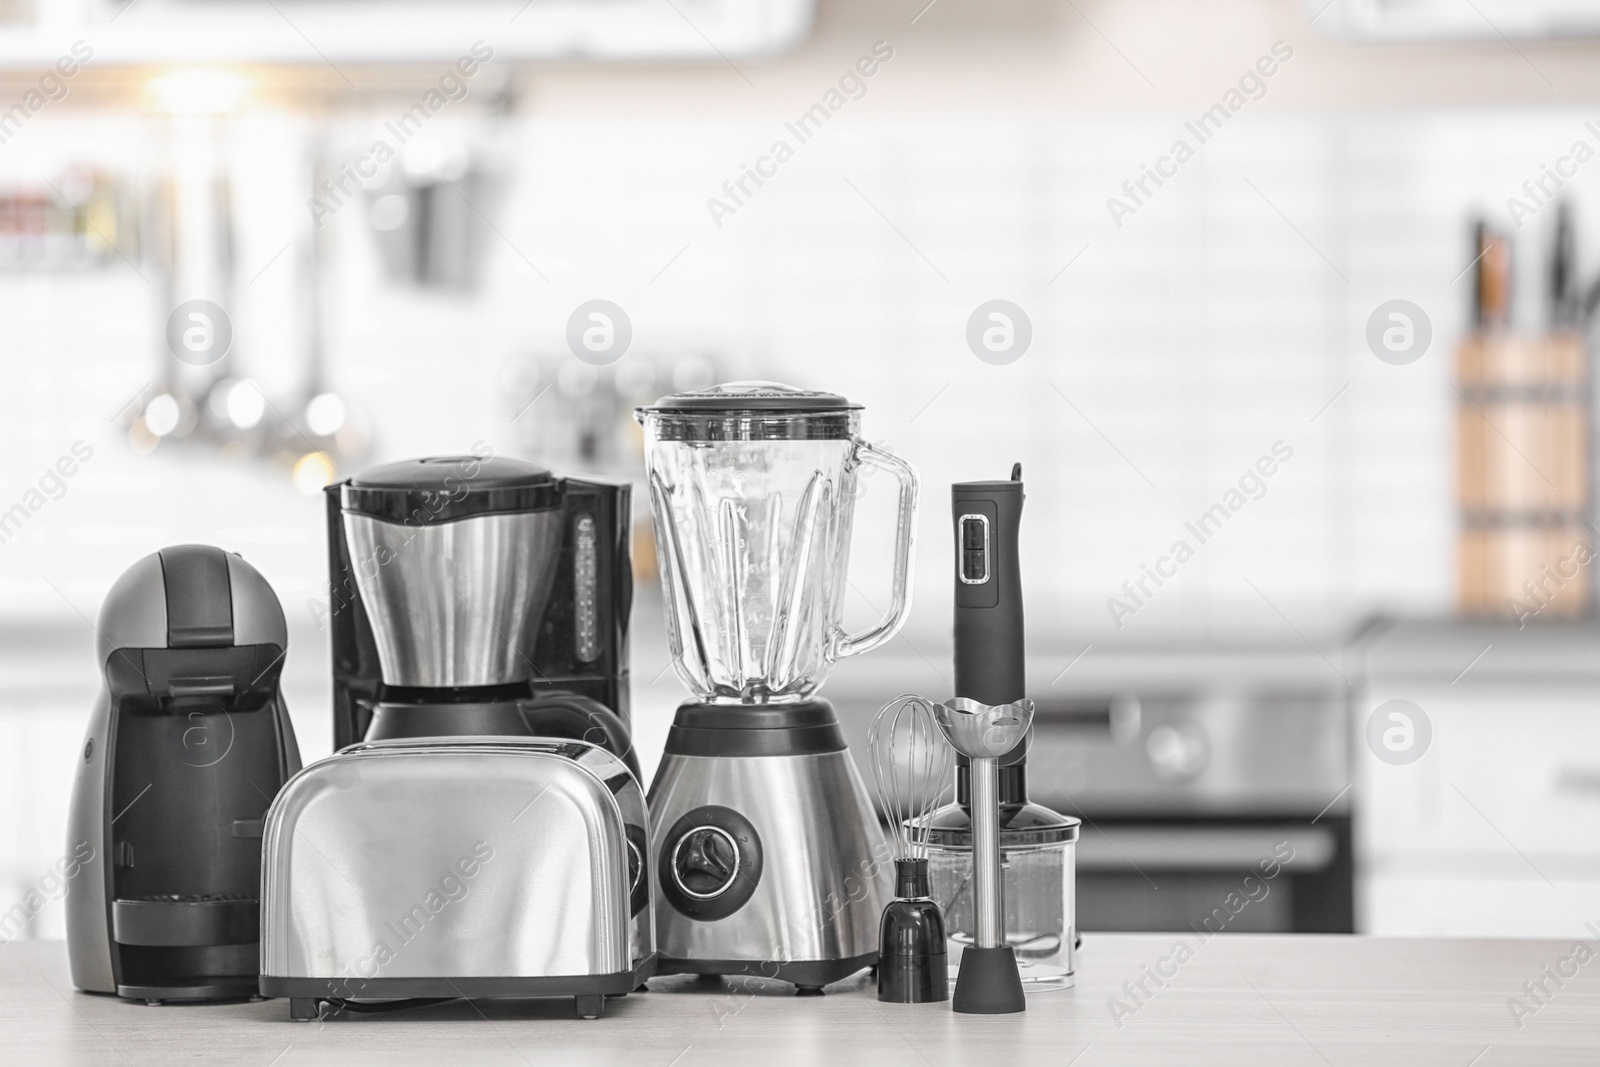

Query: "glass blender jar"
(635, 381), (920, 991)
(638, 381), (918, 703)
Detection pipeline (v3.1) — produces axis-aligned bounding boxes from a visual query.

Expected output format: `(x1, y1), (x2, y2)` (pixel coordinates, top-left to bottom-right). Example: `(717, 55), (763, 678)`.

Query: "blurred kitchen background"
(4, 0), (1600, 943)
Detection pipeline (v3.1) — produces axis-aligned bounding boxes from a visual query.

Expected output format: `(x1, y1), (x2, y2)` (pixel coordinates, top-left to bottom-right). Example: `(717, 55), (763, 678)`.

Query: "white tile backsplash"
(1, 103), (1597, 932)
(3, 105), (1577, 637)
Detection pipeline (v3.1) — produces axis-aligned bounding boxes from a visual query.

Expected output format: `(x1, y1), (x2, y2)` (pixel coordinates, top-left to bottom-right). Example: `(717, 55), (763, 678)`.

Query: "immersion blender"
(932, 463), (1033, 1015)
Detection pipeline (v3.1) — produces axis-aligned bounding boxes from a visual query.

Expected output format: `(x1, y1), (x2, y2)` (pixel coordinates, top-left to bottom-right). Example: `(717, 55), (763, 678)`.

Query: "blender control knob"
(658, 805), (763, 919)
(671, 826), (740, 899)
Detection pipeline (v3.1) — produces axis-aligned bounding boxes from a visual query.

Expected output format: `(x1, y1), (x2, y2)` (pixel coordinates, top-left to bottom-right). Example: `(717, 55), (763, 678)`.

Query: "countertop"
(5, 936), (1598, 1065)
(1357, 617), (1600, 683)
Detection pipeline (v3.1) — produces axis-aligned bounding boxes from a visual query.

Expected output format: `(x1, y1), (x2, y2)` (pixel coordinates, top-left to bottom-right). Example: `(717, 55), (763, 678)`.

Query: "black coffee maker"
(324, 454), (635, 771)
(66, 545), (301, 1003)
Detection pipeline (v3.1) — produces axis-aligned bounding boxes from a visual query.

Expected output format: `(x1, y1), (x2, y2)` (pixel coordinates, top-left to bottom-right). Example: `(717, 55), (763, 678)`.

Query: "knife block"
(1456, 332), (1592, 619)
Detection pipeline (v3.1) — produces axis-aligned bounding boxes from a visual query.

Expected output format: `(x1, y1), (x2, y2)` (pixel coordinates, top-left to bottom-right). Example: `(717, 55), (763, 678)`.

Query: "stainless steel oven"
(833, 647), (1354, 934)
(1070, 818), (1351, 933)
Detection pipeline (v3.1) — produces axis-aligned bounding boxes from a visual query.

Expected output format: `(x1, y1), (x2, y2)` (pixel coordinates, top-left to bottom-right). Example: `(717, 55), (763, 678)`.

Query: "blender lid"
(635, 381), (863, 440)
(342, 456), (563, 524)
(922, 800), (1080, 848)
(636, 380), (861, 414)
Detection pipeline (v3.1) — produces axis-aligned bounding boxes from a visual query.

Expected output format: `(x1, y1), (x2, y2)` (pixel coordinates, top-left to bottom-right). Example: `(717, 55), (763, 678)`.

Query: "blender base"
(648, 701), (891, 993)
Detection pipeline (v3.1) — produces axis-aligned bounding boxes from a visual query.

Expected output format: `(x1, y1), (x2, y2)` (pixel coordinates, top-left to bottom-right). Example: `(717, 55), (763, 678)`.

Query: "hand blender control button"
(671, 826), (740, 899)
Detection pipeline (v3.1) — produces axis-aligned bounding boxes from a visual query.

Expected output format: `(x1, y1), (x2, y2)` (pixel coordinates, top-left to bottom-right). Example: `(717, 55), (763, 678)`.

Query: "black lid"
(637, 380), (860, 414)
(635, 382), (863, 441)
(894, 857), (931, 899)
(342, 456), (562, 525)
(956, 758), (1029, 802)
(953, 462), (1025, 494)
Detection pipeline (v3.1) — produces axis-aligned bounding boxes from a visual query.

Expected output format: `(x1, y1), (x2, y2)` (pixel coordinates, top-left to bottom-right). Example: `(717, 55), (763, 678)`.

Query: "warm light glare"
(226, 380), (266, 430)
(207, 379), (236, 422)
(292, 451), (337, 495)
(127, 419), (159, 455)
(305, 393), (347, 437)
(144, 394), (180, 437)
(145, 70), (248, 114)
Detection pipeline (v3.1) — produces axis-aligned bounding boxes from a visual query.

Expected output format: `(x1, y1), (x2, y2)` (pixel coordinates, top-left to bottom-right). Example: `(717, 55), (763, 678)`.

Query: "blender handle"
(835, 441), (919, 659)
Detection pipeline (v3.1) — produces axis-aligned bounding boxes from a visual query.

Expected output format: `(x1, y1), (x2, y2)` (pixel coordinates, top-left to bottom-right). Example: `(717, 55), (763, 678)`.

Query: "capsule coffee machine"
(67, 546), (302, 1002)
(325, 454), (636, 768)
(636, 382), (918, 992)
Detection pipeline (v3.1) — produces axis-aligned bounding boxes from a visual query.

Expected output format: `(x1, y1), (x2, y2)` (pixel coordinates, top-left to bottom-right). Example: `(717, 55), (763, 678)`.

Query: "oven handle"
(1074, 826), (1337, 872)
(1032, 691), (1141, 744)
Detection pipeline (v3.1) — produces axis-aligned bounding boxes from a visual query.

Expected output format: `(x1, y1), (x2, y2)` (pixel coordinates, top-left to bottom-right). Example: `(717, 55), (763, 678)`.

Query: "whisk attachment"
(868, 694), (956, 1003)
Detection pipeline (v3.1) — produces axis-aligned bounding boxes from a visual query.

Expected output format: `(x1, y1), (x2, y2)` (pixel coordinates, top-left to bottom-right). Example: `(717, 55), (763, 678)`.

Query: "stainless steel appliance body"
(647, 748), (886, 972)
(67, 546), (302, 1003)
(342, 509), (563, 689)
(635, 383), (917, 990)
(325, 454), (634, 760)
(259, 737), (655, 1020)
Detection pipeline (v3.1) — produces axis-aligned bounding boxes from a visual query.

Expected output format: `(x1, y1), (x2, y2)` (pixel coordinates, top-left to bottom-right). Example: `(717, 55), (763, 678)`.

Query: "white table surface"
(3, 935), (1598, 1065)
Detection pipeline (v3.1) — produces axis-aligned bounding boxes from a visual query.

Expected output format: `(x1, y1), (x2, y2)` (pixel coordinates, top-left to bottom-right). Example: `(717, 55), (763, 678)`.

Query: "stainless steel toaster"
(259, 737), (655, 1020)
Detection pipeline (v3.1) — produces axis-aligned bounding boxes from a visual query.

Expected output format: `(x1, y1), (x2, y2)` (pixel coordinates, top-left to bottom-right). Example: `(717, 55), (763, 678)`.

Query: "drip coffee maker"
(636, 382), (918, 992)
(325, 455), (635, 768)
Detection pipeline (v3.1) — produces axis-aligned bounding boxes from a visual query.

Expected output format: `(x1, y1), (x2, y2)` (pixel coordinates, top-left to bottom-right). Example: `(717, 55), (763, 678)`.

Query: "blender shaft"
(971, 755), (1002, 948)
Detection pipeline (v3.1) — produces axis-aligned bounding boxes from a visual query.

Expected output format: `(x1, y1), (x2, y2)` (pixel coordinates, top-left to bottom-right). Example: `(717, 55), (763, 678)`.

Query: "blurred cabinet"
(1314, 0), (1600, 40)
(0, 0), (812, 66)
(1358, 620), (1600, 936)
(0, 628), (98, 943)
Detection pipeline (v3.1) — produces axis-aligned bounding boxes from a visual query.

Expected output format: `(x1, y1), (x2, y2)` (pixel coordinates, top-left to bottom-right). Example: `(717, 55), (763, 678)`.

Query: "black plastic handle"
(952, 465), (1025, 707)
